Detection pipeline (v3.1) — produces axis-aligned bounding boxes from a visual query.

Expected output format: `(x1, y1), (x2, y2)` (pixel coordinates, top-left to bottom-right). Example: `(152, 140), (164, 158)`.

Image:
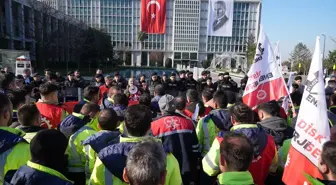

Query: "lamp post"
(321, 33), (326, 68)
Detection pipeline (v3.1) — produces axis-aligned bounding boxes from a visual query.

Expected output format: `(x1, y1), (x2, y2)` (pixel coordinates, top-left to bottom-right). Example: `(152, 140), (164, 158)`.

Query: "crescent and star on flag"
(146, 0), (161, 19)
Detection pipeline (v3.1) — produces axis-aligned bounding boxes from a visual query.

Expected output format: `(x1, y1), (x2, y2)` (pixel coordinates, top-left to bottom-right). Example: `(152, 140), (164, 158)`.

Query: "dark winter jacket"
(258, 116), (294, 146)
(82, 130), (121, 154)
(59, 113), (91, 139)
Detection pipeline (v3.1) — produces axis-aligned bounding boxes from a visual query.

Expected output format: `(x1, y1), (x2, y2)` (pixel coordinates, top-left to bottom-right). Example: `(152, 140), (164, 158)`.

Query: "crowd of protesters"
(1, 66), (336, 185)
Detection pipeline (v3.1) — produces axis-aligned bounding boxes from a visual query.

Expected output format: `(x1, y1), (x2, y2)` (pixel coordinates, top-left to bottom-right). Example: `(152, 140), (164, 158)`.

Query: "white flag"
(281, 72), (295, 113)
(283, 36), (330, 184)
(243, 26), (288, 108)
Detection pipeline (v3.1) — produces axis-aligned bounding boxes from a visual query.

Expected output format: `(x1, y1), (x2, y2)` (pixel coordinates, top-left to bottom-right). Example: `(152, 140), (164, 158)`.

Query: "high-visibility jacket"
(36, 102), (67, 129)
(89, 136), (182, 185)
(67, 117), (99, 173)
(10, 161), (73, 185)
(59, 113), (91, 139)
(202, 124), (277, 185)
(16, 126), (45, 143)
(0, 127), (31, 184)
(196, 109), (231, 156)
(217, 171), (254, 185)
(82, 130), (120, 179)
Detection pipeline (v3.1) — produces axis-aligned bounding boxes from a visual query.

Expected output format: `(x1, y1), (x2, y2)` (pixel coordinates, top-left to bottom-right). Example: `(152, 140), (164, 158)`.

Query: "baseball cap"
(158, 94), (175, 113)
(32, 73), (39, 77)
(223, 72), (230, 77)
(170, 72), (176, 77)
(179, 70), (186, 75)
(201, 71), (207, 76)
(151, 72), (158, 76)
(67, 71), (74, 76)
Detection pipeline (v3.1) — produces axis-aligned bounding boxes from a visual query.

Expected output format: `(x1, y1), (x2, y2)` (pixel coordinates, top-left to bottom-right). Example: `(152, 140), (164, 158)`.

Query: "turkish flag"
(141, 0), (166, 34)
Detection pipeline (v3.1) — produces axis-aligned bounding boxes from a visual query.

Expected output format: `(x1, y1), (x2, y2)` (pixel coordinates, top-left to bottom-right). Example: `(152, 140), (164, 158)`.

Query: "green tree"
(246, 34), (256, 67)
(289, 42), (312, 74)
(324, 50), (336, 73)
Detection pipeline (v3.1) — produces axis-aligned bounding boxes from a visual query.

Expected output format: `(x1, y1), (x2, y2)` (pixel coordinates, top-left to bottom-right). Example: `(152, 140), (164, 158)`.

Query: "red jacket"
(216, 132), (276, 185)
(99, 85), (109, 104)
(36, 102), (66, 129)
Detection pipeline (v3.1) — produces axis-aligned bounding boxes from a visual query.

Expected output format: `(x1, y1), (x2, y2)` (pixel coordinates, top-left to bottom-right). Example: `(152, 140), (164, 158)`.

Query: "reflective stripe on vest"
(85, 145), (91, 179)
(68, 126), (94, 172)
(203, 154), (219, 171)
(105, 168), (113, 185)
(0, 148), (14, 183)
(202, 119), (210, 156)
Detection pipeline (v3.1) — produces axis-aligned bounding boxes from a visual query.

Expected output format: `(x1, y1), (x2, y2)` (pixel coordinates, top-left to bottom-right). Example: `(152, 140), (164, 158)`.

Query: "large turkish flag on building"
(141, 0), (166, 34)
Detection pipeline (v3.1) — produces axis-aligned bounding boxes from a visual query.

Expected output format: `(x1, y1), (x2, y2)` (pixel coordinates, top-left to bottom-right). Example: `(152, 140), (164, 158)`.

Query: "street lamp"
(106, 57), (110, 69)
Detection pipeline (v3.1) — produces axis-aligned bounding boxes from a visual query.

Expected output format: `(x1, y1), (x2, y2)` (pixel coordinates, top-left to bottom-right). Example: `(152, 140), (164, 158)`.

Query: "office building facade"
(49, 0), (262, 68)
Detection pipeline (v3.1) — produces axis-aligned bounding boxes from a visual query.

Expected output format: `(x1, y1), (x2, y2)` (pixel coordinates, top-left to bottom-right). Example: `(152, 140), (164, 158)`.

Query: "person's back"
(16, 103), (45, 143)
(151, 95), (199, 185)
(196, 91), (232, 157)
(101, 85), (122, 109)
(257, 101), (293, 146)
(35, 83), (67, 129)
(67, 104), (100, 184)
(11, 130), (73, 185)
(82, 109), (121, 180)
(202, 103), (277, 185)
(89, 104), (182, 185)
(73, 86), (100, 113)
(0, 94), (31, 184)
(151, 84), (165, 114)
(217, 133), (255, 185)
(123, 140), (168, 185)
(59, 103), (99, 139)
(184, 89), (206, 118)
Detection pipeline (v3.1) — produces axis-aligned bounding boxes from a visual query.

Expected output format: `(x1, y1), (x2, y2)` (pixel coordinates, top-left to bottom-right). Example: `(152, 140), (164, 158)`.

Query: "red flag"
(282, 37), (330, 185)
(141, 0), (166, 34)
(242, 26), (288, 108)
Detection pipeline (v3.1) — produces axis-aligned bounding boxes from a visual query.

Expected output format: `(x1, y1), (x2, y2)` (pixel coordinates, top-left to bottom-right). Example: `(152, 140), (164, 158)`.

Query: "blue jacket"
(204, 109), (232, 131)
(151, 95), (161, 113)
(73, 99), (89, 113)
(59, 113), (91, 139)
(10, 162), (73, 185)
(82, 130), (121, 154)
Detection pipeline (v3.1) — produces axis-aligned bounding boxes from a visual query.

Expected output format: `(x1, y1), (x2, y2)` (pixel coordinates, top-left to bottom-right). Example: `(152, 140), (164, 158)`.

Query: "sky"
(261, 0), (336, 61)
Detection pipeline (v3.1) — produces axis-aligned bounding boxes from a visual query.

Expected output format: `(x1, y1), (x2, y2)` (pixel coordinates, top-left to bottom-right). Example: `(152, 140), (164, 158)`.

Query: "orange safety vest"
(36, 102), (65, 129)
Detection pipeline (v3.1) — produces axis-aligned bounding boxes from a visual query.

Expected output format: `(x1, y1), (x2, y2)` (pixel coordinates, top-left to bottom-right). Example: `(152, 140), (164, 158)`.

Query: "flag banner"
(282, 36), (330, 185)
(281, 72), (295, 113)
(141, 0), (166, 34)
(242, 26), (288, 108)
(274, 41), (282, 69)
(207, 0), (233, 36)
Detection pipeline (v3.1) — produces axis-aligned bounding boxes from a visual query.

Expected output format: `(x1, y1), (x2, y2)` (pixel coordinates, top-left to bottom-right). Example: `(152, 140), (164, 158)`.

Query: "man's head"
(140, 74), (146, 82)
(187, 72), (193, 79)
(0, 93), (13, 126)
(114, 73), (121, 81)
(179, 70), (186, 79)
(105, 75), (113, 87)
(151, 72), (158, 81)
(39, 83), (59, 103)
(95, 74), (104, 83)
(128, 77), (135, 86)
(257, 101), (280, 120)
(55, 72), (61, 77)
(7, 90), (26, 110)
(170, 73), (176, 82)
(83, 86), (100, 104)
(318, 141), (336, 180)
(123, 139), (167, 185)
(125, 105), (152, 137)
(218, 73), (224, 81)
(220, 132), (254, 172)
(330, 94), (336, 106)
(154, 84), (165, 97)
(108, 86), (122, 98)
(213, 91), (227, 109)
(96, 68), (103, 75)
(98, 109), (120, 131)
(30, 130), (68, 172)
(113, 93), (129, 107)
(67, 71), (74, 81)
(159, 94), (176, 114)
(206, 77), (212, 85)
(48, 73), (57, 84)
(186, 89), (199, 103)
(174, 96), (186, 112)
(3, 67), (9, 73)
(295, 76), (302, 85)
(2, 74), (15, 90)
(201, 71), (207, 79)
(214, 1), (226, 19)
(80, 103), (100, 119)
(229, 103), (255, 125)
(44, 68), (50, 76)
(292, 83), (299, 93)
(327, 80), (336, 89)
(139, 93), (151, 107)
(18, 103), (41, 127)
(33, 73), (40, 81)
(74, 70), (80, 78)
(23, 68), (31, 78)
(202, 89), (213, 103)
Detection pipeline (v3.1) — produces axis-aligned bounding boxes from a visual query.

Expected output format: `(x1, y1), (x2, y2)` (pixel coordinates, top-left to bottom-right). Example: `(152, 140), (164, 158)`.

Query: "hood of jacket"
(98, 136), (166, 182)
(59, 114), (91, 138)
(258, 117), (288, 132)
(102, 98), (114, 109)
(82, 130), (121, 154)
(204, 109), (232, 131)
(231, 124), (267, 157)
(0, 127), (27, 154)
